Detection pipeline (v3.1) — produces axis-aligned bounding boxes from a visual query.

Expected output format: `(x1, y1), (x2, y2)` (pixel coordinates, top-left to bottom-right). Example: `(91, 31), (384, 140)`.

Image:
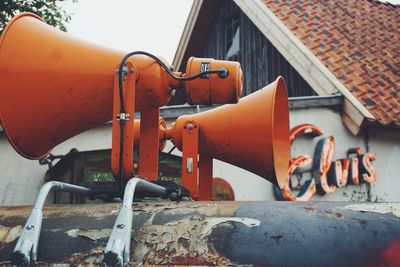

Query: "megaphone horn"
(167, 76), (290, 195)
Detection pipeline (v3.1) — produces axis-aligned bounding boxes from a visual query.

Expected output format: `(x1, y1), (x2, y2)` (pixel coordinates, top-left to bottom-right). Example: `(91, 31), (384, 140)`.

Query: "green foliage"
(0, 0), (77, 34)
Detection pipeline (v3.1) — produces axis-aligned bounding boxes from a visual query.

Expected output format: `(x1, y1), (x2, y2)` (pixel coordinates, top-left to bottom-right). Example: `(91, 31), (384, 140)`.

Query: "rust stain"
(0, 224), (22, 243)
(335, 212), (344, 219)
(304, 206), (315, 212)
(353, 218), (368, 229)
(270, 234), (283, 244)
(324, 210), (344, 219)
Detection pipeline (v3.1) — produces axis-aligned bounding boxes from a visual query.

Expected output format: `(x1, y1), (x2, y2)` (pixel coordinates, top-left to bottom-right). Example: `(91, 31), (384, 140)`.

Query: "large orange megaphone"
(167, 77), (290, 197)
(0, 13), (242, 161)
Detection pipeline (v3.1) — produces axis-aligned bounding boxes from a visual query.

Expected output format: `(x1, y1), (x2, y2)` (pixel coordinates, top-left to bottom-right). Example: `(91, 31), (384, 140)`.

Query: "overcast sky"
(60, 0), (194, 63)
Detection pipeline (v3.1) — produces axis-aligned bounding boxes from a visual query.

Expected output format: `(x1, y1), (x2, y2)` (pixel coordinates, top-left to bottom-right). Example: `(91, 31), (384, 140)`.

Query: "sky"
(60, 0), (194, 63)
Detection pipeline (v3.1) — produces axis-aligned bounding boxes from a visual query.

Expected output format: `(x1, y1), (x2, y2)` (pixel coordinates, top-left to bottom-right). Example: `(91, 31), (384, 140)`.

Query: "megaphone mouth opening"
(271, 77), (290, 189)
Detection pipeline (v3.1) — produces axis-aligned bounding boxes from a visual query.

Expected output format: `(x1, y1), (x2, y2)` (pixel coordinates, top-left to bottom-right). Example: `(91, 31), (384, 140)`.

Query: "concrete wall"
(0, 107), (398, 205)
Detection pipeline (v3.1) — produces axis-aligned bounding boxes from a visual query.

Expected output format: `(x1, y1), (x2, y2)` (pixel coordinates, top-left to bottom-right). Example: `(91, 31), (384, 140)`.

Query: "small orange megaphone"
(166, 77), (290, 199)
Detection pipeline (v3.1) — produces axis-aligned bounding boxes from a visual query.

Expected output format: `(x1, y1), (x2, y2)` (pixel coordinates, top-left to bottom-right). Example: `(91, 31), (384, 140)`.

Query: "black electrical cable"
(118, 50), (228, 113)
(117, 51), (228, 195)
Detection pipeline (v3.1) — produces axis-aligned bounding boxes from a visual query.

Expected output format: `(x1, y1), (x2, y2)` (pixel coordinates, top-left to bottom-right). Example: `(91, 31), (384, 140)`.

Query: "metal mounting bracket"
(103, 178), (167, 267)
(11, 181), (91, 266)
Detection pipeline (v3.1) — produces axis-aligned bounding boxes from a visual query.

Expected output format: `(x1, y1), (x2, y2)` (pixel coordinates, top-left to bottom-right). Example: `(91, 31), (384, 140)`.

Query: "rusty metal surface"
(0, 201), (400, 266)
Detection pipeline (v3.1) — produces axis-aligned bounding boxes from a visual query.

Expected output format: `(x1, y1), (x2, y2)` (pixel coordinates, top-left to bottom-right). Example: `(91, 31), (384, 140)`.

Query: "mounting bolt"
(187, 123), (194, 130)
(117, 224), (125, 229)
(26, 225), (34, 230)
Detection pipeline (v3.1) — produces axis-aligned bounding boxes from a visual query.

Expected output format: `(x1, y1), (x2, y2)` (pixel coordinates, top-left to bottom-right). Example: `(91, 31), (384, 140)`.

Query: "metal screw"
(117, 224), (125, 229)
(26, 225), (34, 230)
(187, 123), (194, 130)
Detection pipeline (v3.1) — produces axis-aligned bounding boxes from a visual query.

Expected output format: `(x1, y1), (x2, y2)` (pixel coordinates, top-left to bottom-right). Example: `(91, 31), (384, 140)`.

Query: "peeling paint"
(131, 214), (260, 265)
(345, 203), (400, 218)
(66, 228), (111, 241)
(65, 246), (104, 265)
(0, 224), (22, 243)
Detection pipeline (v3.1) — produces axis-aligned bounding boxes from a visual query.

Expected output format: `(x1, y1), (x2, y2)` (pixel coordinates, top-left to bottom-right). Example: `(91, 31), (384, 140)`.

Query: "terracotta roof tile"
(263, 0), (400, 126)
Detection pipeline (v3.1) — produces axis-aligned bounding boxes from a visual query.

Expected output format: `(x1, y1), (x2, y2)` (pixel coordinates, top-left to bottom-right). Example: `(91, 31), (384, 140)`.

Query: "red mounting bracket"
(111, 63), (136, 181)
(181, 120), (213, 200)
(138, 108), (160, 180)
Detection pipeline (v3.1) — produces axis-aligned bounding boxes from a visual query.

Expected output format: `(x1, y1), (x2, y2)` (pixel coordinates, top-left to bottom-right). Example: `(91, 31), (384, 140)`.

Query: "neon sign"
(275, 124), (377, 201)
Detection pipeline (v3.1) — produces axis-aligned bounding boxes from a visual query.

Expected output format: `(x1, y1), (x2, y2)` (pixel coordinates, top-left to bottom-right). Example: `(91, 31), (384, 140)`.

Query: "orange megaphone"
(0, 13), (242, 162)
(167, 77), (290, 188)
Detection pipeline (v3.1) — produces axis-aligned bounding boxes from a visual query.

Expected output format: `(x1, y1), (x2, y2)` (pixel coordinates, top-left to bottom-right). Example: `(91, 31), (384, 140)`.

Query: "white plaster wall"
(0, 108), (398, 204)
(367, 128), (400, 202)
(0, 134), (47, 205)
(0, 124), (112, 205)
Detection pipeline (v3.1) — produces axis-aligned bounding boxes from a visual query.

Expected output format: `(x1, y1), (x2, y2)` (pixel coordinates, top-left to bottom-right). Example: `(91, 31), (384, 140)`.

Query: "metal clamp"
(103, 178), (167, 267)
(116, 113), (130, 121)
(11, 181), (91, 266)
(115, 66), (130, 75)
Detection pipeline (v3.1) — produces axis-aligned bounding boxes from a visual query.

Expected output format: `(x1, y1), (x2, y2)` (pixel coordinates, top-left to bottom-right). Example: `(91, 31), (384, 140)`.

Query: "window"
(224, 12), (240, 61)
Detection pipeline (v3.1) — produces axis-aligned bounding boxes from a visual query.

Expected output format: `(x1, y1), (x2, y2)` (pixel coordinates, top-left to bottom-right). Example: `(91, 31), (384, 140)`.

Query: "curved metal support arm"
(12, 181), (91, 266)
(103, 178), (167, 267)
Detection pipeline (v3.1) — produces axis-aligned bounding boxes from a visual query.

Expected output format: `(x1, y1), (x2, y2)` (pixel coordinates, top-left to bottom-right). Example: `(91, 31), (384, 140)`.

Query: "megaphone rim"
(271, 76), (290, 189)
(0, 13), (43, 51)
(0, 12), (51, 159)
(1, 120), (52, 160)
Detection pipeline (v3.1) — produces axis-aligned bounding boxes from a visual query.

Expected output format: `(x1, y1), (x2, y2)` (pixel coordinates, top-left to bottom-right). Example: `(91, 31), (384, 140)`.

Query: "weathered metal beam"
(0, 201), (399, 266)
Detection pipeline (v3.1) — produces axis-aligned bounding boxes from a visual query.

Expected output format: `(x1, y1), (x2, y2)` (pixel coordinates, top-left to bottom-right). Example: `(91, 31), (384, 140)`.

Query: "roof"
(263, 0), (400, 126)
(173, 0), (400, 134)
